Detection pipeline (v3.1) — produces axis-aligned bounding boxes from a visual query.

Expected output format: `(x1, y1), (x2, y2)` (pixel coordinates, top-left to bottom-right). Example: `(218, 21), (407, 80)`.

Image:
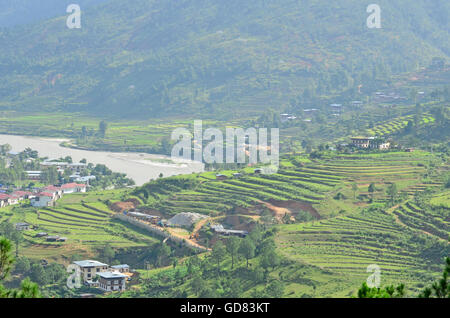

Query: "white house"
(8, 195), (19, 206)
(11, 191), (34, 201)
(0, 194), (10, 208)
(26, 171), (42, 180)
(61, 183), (87, 194)
(73, 260), (109, 284)
(110, 264), (130, 273)
(43, 186), (63, 199)
(31, 192), (55, 207)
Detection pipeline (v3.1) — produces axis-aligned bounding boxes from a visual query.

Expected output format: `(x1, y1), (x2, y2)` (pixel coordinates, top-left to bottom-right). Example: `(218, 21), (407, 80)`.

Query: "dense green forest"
(0, 0), (448, 119)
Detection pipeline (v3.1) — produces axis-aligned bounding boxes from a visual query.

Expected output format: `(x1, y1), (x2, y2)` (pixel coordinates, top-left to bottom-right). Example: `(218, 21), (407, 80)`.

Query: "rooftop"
(61, 183), (86, 189)
(351, 136), (376, 140)
(74, 260), (108, 268)
(98, 272), (127, 279)
(111, 264), (129, 269)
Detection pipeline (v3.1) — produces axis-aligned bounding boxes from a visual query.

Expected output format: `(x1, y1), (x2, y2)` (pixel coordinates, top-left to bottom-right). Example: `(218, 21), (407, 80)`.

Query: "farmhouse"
(97, 272), (127, 292)
(46, 236), (67, 242)
(211, 224), (248, 238)
(110, 264), (130, 273)
(61, 183), (87, 194)
(43, 186), (63, 198)
(11, 191), (34, 200)
(26, 171), (42, 180)
(31, 192), (55, 207)
(70, 175), (96, 184)
(73, 260), (109, 283)
(15, 222), (31, 231)
(351, 137), (374, 148)
(351, 137), (391, 150)
(216, 174), (228, 180)
(40, 161), (88, 174)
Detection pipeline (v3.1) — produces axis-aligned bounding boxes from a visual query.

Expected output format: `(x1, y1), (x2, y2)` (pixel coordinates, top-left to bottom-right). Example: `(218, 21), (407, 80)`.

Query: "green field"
(0, 190), (160, 263)
(126, 150), (450, 296)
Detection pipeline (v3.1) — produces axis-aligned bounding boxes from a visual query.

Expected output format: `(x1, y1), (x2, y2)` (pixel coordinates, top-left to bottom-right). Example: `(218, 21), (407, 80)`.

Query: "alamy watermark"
(65, 4), (381, 30)
(366, 264), (381, 288)
(66, 264), (82, 289)
(367, 4), (382, 29)
(66, 4), (81, 29)
(171, 121), (279, 174)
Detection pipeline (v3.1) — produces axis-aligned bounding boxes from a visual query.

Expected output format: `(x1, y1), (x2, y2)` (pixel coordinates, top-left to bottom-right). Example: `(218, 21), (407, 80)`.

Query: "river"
(0, 134), (204, 186)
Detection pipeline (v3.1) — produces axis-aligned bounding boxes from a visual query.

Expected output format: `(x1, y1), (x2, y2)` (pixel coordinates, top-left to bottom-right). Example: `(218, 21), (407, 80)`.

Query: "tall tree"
(368, 183), (376, 202)
(0, 238), (14, 281)
(239, 238), (255, 269)
(0, 237), (40, 298)
(352, 182), (358, 200)
(226, 236), (240, 269)
(211, 241), (226, 274)
(386, 183), (398, 205)
(99, 121), (108, 138)
(10, 230), (23, 258)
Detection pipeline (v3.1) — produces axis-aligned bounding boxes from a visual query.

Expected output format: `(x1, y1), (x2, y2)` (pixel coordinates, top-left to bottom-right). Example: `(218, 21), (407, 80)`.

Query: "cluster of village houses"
(280, 101), (365, 123)
(72, 260), (131, 292)
(0, 182), (87, 209)
(25, 161), (95, 183)
(0, 159), (95, 209)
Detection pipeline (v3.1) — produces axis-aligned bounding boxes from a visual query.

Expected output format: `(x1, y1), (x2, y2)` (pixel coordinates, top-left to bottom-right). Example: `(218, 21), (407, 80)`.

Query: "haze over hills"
(0, 0), (448, 119)
(0, 1), (449, 300)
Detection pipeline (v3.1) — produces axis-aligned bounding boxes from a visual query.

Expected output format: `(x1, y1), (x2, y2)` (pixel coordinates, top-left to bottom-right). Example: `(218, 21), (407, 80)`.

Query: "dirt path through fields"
(260, 201), (294, 222)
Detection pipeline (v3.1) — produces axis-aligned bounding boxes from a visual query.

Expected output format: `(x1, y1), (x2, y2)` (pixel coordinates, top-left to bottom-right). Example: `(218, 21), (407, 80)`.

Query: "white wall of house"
(31, 196), (53, 207)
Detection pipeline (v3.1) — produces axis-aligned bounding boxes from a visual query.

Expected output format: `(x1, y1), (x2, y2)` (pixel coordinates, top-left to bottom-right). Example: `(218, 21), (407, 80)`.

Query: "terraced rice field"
(136, 151), (437, 220)
(267, 152), (449, 294)
(366, 114), (435, 137)
(18, 202), (157, 249)
(392, 201), (449, 241)
(430, 191), (450, 209)
(276, 207), (449, 291)
(138, 164), (341, 217)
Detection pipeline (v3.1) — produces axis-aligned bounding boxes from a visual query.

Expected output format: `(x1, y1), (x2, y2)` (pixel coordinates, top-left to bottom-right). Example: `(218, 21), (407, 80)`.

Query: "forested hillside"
(0, 0), (448, 119)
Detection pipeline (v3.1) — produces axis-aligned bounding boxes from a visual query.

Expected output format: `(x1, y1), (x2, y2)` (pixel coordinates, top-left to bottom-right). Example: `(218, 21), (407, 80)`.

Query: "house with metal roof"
(73, 260), (109, 283)
(97, 272), (127, 292)
(110, 264), (130, 273)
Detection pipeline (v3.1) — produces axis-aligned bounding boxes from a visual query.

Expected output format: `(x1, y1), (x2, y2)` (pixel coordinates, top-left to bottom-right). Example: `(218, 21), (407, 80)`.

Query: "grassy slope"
(0, 189), (160, 264)
(127, 151), (449, 297)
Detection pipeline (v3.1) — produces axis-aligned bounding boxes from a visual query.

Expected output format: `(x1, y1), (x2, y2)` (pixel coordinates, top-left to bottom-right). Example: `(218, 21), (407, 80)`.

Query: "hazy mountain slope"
(0, 0), (448, 119)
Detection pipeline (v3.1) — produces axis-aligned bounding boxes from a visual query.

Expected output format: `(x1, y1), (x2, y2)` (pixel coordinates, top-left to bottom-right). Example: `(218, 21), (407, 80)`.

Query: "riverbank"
(0, 134), (204, 186)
